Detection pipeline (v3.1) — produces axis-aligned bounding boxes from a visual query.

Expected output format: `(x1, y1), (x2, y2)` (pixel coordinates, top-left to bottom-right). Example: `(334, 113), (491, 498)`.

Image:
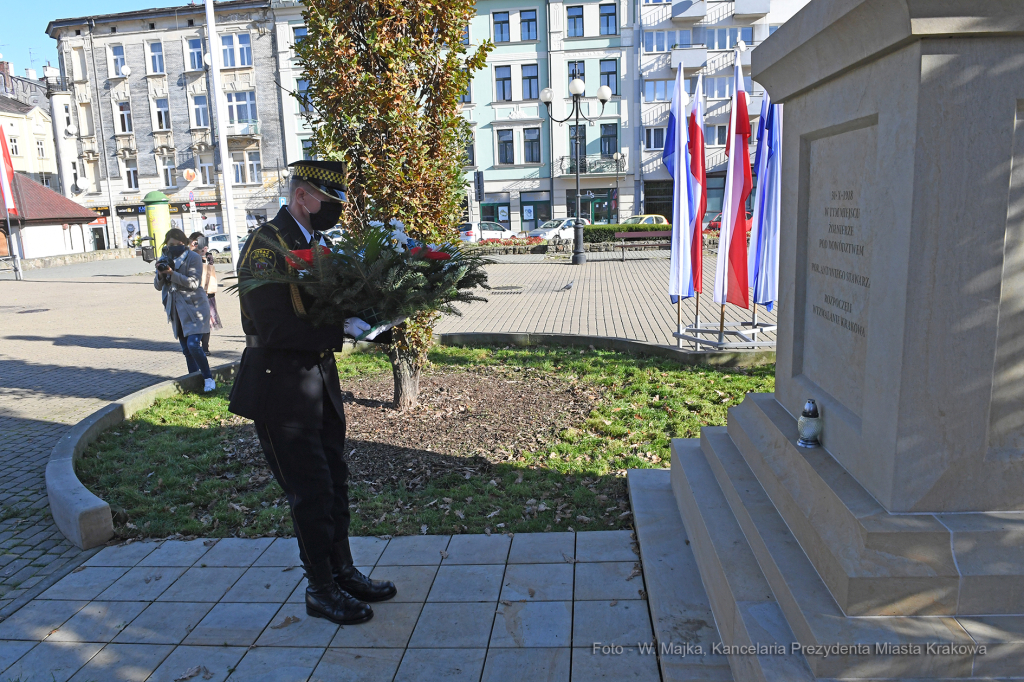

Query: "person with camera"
(154, 228), (216, 392)
(188, 232), (223, 355)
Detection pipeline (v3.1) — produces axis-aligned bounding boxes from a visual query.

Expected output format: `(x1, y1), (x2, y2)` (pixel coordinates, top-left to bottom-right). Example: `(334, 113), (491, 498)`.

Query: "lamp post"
(540, 79), (611, 265)
(612, 151), (621, 223)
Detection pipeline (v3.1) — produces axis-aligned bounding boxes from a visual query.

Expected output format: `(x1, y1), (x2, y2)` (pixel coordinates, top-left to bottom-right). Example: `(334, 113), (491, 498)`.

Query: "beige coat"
(154, 248), (211, 338)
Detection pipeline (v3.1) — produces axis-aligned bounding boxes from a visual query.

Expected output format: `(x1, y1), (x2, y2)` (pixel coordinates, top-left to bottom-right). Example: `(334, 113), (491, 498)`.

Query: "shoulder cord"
(239, 223), (307, 320)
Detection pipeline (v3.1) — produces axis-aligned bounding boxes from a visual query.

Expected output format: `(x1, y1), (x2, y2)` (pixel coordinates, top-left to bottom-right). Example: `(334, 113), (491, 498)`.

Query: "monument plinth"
(631, 1), (1024, 680)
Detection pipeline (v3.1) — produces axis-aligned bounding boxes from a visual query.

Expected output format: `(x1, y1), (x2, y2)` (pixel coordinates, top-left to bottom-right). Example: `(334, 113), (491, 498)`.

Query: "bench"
(615, 231), (672, 261)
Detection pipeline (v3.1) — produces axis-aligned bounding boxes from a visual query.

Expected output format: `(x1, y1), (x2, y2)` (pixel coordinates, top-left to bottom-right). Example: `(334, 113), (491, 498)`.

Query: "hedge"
(582, 224), (672, 243)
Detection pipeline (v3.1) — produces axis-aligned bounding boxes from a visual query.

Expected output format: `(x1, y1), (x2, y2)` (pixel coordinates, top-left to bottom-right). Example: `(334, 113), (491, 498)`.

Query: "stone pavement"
(0, 530), (660, 682)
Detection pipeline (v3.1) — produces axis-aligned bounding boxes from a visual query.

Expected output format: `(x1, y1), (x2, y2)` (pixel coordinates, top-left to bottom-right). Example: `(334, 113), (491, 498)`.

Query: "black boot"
(334, 563), (398, 603)
(305, 560), (373, 625)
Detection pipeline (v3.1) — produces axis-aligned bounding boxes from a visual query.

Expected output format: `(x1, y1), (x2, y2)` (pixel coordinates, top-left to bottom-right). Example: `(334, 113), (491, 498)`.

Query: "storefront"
(519, 191), (551, 232)
(481, 192), (512, 229)
(567, 189), (618, 225)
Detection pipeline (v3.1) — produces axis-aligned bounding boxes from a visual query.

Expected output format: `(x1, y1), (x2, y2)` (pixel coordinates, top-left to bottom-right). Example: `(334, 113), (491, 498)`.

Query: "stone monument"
(635, 1), (1024, 680)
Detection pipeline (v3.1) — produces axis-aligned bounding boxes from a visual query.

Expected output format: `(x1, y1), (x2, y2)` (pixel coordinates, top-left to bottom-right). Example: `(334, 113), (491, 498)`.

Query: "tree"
(297, 0), (492, 410)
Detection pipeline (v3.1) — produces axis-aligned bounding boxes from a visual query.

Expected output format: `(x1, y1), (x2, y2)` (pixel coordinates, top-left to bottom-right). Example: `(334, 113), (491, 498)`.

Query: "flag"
(0, 123), (17, 217)
(713, 50), (752, 308)
(688, 74), (707, 293)
(664, 67), (697, 303)
(749, 98), (782, 311)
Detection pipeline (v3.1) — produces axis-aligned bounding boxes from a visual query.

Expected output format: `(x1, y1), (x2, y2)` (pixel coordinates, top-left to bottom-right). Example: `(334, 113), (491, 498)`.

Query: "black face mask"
(165, 244), (188, 259)
(309, 200), (344, 234)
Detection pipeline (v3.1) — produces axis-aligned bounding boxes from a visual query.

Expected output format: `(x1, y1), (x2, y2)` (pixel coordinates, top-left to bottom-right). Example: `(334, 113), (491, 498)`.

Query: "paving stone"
(112, 601), (214, 644)
(490, 600), (572, 648)
(38, 566), (130, 600)
(481, 647), (571, 682)
(311, 647), (404, 682)
(143, 645), (247, 682)
(0, 640), (104, 682)
(349, 536), (390, 567)
(0, 639), (37, 671)
(572, 600), (653, 647)
(427, 564), (504, 603)
(442, 534), (512, 565)
(47, 601), (149, 643)
(67, 642), (174, 682)
(251, 537), (300, 567)
(255, 602), (339, 648)
(408, 602), (496, 648)
(573, 531), (638, 563)
(221, 566), (303, 603)
(156, 566), (246, 603)
(508, 532), (576, 564)
(570, 646), (662, 681)
(500, 563), (574, 602)
(329, 602), (423, 649)
(367, 565), (438, 603)
(182, 601), (280, 646)
(376, 535), (450, 566)
(137, 539), (212, 567)
(199, 537), (274, 567)
(96, 565), (188, 601)
(224, 646), (325, 682)
(573, 562), (644, 601)
(393, 648), (486, 682)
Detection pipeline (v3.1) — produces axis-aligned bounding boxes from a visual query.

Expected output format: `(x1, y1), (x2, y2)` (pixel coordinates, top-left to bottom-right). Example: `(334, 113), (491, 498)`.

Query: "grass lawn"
(77, 345), (774, 539)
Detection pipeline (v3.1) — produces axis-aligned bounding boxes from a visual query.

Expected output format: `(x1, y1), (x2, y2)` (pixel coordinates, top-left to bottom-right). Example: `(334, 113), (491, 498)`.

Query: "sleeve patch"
(248, 248), (277, 279)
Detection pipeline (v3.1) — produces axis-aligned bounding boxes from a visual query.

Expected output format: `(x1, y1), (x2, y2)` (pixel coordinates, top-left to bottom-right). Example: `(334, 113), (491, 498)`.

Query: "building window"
(705, 124), (728, 146)
(460, 75), (472, 103)
(600, 60), (617, 96)
(118, 102), (133, 133)
(222, 35), (236, 67)
(569, 125), (584, 159)
(293, 26), (307, 45)
(524, 128), (540, 163)
(600, 124), (617, 157)
(125, 158), (139, 189)
(237, 34), (253, 66)
(297, 79), (311, 112)
(64, 104), (72, 127)
(493, 12), (510, 42)
(41, 175), (51, 188)
(644, 30), (689, 52)
(199, 154), (215, 184)
(188, 39), (204, 70)
(226, 91), (257, 123)
(193, 95), (210, 127)
(111, 45), (126, 76)
(643, 79), (683, 102)
(706, 76), (734, 99)
(707, 26), (753, 50)
(232, 151), (245, 183)
(497, 129), (514, 165)
(520, 10), (537, 41)
(187, 19), (194, 27)
(161, 156), (176, 187)
(566, 6), (584, 37)
(71, 161), (79, 186)
(645, 127), (665, 150)
(567, 61), (584, 92)
(495, 66), (512, 102)
(769, 25), (780, 35)
(150, 43), (164, 73)
(247, 151), (262, 183)
(301, 139), (314, 161)
(522, 64), (539, 100)
(599, 4), (617, 35)
(7, 138), (17, 156)
(465, 134), (474, 166)
(155, 98), (171, 130)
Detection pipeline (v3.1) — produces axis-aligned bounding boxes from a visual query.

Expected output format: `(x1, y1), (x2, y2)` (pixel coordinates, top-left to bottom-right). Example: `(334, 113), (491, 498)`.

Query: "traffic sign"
(188, 191), (195, 202)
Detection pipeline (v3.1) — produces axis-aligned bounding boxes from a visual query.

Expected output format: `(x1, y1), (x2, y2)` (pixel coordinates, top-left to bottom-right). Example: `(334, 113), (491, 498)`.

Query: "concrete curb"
(19, 248), (136, 271)
(435, 332), (775, 367)
(46, 362), (239, 550)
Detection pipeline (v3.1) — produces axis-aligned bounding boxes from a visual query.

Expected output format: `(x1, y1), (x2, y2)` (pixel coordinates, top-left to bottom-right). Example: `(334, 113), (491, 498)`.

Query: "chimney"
(0, 62), (11, 95)
(24, 68), (38, 80)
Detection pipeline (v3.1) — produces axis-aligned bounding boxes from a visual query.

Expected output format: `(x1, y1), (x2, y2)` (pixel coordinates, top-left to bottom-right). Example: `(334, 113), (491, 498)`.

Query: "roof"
(2, 173), (100, 226)
(46, 0), (270, 35)
(0, 98), (35, 116)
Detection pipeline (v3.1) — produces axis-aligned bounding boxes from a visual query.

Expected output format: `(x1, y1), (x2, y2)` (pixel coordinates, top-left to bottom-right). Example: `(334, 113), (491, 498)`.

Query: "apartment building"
(0, 97), (59, 190)
(636, 0), (808, 219)
(45, 0), (288, 248)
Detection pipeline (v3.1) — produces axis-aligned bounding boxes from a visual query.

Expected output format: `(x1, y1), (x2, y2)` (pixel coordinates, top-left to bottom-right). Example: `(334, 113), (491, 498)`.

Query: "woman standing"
(154, 229), (215, 392)
(189, 232), (223, 354)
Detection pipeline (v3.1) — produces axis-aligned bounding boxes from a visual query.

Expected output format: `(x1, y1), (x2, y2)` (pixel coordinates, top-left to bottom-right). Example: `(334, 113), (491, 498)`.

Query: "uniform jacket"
(154, 248), (212, 338)
(228, 206), (390, 428)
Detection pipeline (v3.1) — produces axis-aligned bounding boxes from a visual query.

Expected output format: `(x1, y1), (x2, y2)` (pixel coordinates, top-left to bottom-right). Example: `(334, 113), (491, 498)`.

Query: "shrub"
(583, 224), (672, 243)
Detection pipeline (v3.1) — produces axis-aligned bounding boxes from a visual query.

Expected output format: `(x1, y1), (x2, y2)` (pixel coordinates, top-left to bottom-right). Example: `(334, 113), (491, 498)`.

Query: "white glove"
(344, 317), (371, 338)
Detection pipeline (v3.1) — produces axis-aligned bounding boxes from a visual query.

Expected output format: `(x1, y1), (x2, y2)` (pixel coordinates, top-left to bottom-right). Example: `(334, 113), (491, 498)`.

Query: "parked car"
(527, 218), (591, 241)
(207, 232), (246, 254)
(622, 214), (669, 226)
(704, 210), (753, 233)
(458, 221), (515, 243)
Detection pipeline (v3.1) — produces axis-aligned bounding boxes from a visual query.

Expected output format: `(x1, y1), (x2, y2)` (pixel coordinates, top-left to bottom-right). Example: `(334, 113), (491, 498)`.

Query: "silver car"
(527, 218), (590, 241)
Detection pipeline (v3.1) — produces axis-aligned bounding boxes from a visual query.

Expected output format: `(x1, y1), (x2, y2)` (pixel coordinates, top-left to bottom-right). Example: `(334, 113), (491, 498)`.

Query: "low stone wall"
(20, 248), (136, 270)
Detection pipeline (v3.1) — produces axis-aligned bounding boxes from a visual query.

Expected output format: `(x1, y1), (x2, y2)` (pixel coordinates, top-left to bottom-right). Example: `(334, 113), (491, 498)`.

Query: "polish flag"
(664, 67), (696, 302)
(0, 123), (17, 217)
(688, 75), (707, 293)
(713, 51), (752, 308)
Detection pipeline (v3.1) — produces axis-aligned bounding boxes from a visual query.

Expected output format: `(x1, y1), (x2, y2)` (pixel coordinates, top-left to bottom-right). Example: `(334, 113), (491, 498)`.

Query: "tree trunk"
(388, 345), (421, 410)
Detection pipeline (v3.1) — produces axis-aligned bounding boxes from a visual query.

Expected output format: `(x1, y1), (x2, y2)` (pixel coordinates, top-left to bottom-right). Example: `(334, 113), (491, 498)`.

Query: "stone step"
(627, 468), (734, 682)
(670, 438), (815, 682)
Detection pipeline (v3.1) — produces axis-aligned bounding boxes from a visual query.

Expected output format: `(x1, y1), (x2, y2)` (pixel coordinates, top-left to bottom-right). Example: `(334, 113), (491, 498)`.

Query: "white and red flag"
(0, 122), (17, 217)
(713, 51), (752, 308)
(688, 74), (707, 293)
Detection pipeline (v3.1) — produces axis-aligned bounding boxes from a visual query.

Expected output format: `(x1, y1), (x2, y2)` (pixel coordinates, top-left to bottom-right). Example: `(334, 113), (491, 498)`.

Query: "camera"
(155, 255), (172, 272)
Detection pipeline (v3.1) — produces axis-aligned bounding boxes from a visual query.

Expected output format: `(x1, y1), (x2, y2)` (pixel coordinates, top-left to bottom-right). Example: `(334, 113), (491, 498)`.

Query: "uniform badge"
(249, 248), (277, 279)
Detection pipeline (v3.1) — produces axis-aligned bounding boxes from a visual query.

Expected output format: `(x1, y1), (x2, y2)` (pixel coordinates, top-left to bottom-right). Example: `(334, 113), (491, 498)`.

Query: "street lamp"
(540, 80), (612, 265)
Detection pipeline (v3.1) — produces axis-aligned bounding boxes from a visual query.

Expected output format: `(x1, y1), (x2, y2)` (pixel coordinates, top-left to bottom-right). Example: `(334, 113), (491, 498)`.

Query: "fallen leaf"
(174, 665), (212, 681)
(486, 509), (501, 518)
(270, 615), (300, 630)
(454, 510), (465, 520)
(610, 600), (618, 606)
(528, 588), (536, 597)
(420, 525), (428, 535)
(515, 473), (524, 484)
(439, 550), (449, 559)
(72, 567), (86, 573)
(562, 553), (579, 564)
(282, 566), (297, 572)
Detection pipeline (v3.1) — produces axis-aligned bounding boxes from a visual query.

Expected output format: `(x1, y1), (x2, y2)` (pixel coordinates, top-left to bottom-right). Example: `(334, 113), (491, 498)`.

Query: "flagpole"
(718, 304), (726, 344)
(752, 302), (757, 327)
(4, 211), (21, 281)
(676, 300), (682, 348)
(693, 291), (701, 350)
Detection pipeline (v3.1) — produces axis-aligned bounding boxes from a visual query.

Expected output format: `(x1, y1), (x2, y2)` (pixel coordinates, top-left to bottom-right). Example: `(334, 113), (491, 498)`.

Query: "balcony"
(153, 130), (174, 154)
(671, 45), (708, 73)
(671, 0), (706, 22)
(114, 133), (137, 158)
(734, 0), (770, 18)
(556, 154), (627, 177)
(225, 120), (261, 137)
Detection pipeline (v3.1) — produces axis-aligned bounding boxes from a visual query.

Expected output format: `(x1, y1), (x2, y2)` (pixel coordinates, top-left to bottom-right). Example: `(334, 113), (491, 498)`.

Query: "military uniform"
(229, 161), (396, 625)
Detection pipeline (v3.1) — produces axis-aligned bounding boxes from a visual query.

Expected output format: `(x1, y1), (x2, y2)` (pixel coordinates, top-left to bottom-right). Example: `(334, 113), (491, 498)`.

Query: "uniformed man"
(229, 160), (397, 625)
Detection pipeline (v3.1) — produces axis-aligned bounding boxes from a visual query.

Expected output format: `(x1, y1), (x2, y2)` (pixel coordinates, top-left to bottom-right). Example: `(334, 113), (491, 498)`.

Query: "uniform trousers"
(253, 391), (353, 570)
